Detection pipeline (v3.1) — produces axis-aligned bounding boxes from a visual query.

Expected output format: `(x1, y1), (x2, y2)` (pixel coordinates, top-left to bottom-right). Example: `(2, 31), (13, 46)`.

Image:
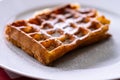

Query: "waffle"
(5, 3), (111, 65)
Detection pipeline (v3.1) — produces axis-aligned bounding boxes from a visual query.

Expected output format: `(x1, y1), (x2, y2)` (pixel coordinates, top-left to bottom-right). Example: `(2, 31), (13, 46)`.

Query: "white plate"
(0, 0), (120, 80)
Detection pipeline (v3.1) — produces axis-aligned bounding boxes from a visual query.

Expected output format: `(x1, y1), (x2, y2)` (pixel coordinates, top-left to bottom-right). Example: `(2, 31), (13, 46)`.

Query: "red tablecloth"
(0, 67), (37, 80)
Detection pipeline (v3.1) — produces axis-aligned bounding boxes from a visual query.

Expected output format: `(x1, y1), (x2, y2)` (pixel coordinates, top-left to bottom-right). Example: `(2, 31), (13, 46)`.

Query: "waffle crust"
(5, 4), (111, 65)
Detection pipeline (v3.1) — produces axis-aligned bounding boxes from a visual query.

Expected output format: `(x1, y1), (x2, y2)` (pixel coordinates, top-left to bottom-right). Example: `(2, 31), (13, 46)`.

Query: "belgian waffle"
(5, 3), (111, 65)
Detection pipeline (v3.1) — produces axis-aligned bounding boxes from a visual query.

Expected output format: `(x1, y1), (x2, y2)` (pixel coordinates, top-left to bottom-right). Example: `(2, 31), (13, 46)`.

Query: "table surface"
(0, 67), (38, 80)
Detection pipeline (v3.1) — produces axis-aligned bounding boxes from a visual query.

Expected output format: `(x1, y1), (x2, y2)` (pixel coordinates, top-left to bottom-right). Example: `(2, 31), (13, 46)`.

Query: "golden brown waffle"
(5, 3), (111, 65)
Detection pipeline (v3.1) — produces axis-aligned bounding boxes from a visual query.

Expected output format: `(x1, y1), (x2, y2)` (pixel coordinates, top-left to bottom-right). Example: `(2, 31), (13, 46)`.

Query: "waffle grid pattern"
(5, 4), (110, 65)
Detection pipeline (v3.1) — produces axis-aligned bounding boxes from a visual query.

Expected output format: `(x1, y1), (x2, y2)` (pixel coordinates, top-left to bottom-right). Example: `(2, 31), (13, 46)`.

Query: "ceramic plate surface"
(0, 0), (120, 80)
